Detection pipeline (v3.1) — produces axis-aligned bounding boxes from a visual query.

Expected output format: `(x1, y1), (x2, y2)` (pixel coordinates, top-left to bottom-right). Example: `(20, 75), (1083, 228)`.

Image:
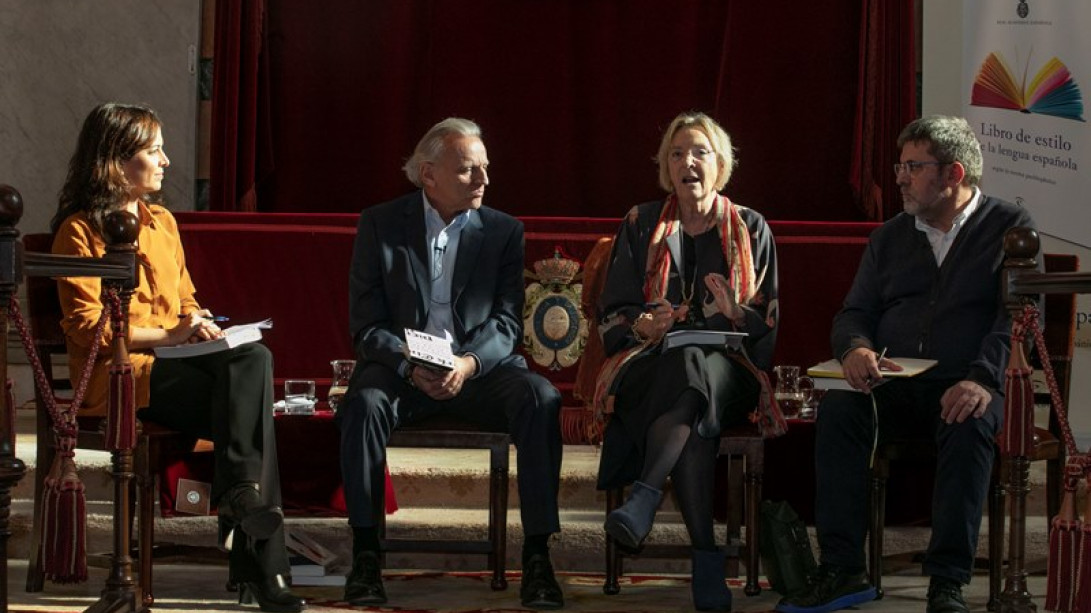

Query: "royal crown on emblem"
(533, 248), (581, 285)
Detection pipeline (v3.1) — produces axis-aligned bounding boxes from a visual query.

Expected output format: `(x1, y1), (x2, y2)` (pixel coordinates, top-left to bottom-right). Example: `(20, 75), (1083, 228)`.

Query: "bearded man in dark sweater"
(777, 115), (1035, 613)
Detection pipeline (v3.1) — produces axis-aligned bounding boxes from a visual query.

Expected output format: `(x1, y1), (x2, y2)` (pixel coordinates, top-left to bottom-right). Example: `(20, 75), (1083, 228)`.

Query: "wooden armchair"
(867, 252), (1077, 609)
(576, 237), (764, 597)
(21, 232), (211, 607)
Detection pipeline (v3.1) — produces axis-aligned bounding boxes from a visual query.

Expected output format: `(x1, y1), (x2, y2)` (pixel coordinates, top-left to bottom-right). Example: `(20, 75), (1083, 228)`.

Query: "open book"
(971, 52), (1085, 121)
(154, 318), (272, 359)
(404, 328), (455, 371)
(807, 357), (937, 391)
(660, 329), (747, 353)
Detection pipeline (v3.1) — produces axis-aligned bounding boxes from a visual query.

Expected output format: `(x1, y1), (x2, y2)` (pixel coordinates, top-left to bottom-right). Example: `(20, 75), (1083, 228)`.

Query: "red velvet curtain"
(849, 0), (918, 221)
(212, 1), (913, 221)
(210, 0), (272, 212)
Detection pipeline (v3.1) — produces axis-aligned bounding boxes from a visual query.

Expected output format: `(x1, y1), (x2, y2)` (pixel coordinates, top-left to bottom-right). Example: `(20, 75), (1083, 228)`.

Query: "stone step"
(6, 496), (1052, 578)
(9, 410), (1057, 577)
(5, 497), (713, 575)
(14, 442), (1056, 516)
(14, 441), (686, 512)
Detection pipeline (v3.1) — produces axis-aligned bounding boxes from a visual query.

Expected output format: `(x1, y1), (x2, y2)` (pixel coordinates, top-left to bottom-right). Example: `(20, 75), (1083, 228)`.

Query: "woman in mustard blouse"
(51, 103), (303, 613)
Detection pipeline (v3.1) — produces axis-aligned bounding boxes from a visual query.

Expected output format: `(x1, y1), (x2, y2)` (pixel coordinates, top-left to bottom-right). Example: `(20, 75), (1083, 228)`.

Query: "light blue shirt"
(915, 187), (981, 266)
(421, 193), (474, 343)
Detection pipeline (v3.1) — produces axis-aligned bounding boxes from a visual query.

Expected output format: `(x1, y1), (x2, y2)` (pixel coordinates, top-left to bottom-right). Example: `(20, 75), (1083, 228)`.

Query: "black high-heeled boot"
(220, 482), (284, 541)
(692, 549), (733, 611)
(239, 574), (305, 613)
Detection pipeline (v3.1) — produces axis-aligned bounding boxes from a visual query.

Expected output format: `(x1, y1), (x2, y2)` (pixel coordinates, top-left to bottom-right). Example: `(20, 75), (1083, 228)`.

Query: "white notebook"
(154, 318), (272, 359)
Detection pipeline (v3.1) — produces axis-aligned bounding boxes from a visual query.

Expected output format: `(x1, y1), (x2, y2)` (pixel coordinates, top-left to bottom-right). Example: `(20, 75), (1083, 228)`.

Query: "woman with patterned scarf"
(593, 112), (780, 612)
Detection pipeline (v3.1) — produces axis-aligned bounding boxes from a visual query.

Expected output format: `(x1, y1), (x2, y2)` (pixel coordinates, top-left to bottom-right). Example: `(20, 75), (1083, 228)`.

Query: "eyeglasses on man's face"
(893, 160), (946, 177)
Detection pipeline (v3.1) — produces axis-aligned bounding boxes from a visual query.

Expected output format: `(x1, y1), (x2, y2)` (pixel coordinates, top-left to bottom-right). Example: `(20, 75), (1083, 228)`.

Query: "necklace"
(679, 251), (699, 311)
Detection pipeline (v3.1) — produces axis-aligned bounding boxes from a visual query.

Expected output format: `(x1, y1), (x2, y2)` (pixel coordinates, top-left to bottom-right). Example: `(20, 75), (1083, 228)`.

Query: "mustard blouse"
(52, 203), (200, 416)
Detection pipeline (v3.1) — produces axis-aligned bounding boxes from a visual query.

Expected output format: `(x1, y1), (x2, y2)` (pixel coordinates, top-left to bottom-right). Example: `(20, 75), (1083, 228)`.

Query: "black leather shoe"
(220, 483), (284, 540)
(776, 566), (876, 613)
(927, 576), (969, 613)
(520, 553), (564, 610)
(239, 574), (305, 612)
(344, 551), (386, 605)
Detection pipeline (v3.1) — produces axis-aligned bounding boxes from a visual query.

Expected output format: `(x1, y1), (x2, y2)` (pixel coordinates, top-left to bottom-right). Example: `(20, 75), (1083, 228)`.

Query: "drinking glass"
(328, 359), (356, 412)
(283, 379), (316, 415)
(800, 388), (825, 420)
(773, 365), (814, 419)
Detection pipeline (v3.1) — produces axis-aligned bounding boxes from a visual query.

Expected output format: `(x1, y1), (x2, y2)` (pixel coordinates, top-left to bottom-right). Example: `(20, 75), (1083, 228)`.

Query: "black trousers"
(598, 346), (758, 490)
(813, 378), (1003, 584)
(140, 342), (288, 582)
(337, 362), (563, 536)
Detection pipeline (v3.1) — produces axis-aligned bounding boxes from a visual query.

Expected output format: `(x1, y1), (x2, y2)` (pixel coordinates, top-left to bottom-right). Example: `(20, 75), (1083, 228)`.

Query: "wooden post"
(0, 185), (29, 613)
(998, 226), (1039, 613)
(1000, 230), (1091, 612)
(85, 210), (146, 613)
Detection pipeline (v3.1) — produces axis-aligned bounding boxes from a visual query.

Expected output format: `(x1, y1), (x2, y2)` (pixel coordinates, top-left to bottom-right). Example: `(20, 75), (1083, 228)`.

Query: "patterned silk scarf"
(592, 194), (758, 416)
(643, 194), (755, 307)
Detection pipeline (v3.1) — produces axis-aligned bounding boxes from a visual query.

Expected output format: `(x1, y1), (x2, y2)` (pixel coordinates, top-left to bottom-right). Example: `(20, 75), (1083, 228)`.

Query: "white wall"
(923, 0), (1091, 449)
(0, 0), (200, 409)
(0, 0), (200, 236)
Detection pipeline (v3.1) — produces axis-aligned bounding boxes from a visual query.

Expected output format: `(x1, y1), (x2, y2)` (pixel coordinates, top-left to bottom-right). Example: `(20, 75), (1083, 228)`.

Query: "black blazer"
(348, 191), (528, 381)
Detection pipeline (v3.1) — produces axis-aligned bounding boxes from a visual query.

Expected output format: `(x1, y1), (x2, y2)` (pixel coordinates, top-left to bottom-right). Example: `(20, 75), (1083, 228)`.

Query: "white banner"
(963, 0), (1090, 247)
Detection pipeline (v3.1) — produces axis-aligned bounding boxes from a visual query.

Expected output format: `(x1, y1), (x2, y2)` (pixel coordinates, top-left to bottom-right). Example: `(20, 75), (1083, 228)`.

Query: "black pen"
(644, 302), (682, 310)
(179, 314), (230, 323)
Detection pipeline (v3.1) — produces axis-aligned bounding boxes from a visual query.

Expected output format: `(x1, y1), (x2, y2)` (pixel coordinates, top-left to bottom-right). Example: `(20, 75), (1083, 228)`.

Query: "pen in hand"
(179, 314), (230, 323)
(864, 346), (890, 383)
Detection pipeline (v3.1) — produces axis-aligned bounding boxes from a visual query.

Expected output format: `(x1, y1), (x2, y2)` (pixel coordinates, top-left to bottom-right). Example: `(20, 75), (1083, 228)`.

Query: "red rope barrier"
(1022, 303), (1091, 613)
(8, 291), (113, 584)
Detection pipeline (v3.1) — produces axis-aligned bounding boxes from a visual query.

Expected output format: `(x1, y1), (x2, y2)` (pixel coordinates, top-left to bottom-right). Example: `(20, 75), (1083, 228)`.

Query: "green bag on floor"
(759, 500), (817, 596)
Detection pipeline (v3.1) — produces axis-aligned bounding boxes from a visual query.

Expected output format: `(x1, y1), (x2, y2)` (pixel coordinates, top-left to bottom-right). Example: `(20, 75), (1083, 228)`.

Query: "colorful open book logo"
(970, 52), (1085, 122)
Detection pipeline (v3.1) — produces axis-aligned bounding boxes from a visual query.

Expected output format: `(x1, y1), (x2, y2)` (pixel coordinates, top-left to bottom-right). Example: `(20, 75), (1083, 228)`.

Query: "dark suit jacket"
(348, 191), (529, 381)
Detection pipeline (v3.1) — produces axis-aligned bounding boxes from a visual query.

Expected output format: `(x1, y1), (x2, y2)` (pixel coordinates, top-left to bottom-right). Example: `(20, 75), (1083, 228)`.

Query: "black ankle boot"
(604, 480), (662, 550)
(221, 482), (283, 540)
(238, 574), (305, 612)
(692, 549), (732, 611)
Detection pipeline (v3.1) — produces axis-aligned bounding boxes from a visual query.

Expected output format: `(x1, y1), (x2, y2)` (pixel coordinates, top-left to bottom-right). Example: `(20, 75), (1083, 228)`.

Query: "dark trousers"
(140, 342), (288, 581)
(814, 378), (1002, 584)
(337, 362), (564, 536)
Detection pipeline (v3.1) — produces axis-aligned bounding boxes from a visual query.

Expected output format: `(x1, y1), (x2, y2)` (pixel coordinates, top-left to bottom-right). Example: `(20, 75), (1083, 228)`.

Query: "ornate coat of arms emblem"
(523, 249), (588, 370)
